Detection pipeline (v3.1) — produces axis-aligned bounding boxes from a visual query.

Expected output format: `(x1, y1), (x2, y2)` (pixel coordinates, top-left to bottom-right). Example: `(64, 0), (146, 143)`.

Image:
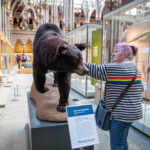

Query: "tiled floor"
(0, 66), (150, 150)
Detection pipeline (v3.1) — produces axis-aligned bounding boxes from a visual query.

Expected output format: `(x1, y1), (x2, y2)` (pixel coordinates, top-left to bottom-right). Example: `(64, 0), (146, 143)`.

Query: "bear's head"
(55, 43), (89, 75)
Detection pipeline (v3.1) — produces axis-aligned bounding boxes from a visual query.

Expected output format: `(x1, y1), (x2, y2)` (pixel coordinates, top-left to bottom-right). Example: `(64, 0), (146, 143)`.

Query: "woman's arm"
(84, 63), (107, 81)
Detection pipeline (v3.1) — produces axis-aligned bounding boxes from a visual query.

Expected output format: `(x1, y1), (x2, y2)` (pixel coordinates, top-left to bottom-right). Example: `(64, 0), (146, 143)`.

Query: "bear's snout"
(73, 65), (89, 75)
(83, 66), (89, 74)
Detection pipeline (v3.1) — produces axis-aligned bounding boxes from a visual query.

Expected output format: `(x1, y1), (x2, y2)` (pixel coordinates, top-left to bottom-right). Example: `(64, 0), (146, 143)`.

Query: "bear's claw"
(38, 87), (49, 93)
(57, 105), (66, 112)
(44, 87), (49, 92)
(53, 83), (58, 87)
(57, 103), (68, 112)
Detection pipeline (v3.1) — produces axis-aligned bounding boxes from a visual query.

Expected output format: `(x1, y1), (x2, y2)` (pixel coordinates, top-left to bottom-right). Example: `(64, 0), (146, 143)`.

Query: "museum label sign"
(66, 105), (99, 149)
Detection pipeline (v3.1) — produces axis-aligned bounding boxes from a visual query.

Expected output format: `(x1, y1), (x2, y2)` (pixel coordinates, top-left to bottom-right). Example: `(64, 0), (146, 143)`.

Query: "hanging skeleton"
(20, 6), (32, 30)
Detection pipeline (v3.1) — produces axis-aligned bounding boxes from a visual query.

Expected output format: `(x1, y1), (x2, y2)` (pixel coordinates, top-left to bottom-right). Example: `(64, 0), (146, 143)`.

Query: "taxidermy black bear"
(33, 23), (88, 112)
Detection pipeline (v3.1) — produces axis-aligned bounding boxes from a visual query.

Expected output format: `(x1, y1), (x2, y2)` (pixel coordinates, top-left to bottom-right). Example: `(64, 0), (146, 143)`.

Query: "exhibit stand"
(26, 92), (94, 150)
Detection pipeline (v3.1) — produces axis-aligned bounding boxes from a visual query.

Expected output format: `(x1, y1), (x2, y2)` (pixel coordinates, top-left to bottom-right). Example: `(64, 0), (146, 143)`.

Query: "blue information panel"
(67, 105), (94, 117)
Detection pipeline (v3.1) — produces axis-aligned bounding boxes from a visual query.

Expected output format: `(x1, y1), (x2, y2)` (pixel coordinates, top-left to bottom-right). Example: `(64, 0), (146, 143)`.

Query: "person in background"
(16, 54), (21, 68)
(21, 53), (27, 62)
(85, 43), (143, 150)
(16, 55), (19, 64)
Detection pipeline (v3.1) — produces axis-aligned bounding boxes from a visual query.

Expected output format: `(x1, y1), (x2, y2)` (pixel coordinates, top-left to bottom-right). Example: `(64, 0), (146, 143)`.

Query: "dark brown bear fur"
(33, 23), (88, 112)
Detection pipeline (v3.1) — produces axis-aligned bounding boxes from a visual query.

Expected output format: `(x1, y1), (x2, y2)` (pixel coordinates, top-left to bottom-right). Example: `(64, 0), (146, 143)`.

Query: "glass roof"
(103, 0), (150, 23)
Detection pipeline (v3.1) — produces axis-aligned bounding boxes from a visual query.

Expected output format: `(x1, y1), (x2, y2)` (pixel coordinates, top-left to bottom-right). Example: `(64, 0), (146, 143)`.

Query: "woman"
(85, 43), (143, 150)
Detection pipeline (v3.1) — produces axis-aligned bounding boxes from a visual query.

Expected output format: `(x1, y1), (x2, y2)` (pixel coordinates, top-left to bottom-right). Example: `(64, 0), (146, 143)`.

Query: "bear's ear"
(74, 43), (87, 51)
(57, 43), (68, 54)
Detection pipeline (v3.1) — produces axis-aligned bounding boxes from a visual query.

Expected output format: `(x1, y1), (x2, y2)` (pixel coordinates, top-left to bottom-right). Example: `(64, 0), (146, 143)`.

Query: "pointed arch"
(10, 0), (20, 18)
(21, 5), (37, 21)
(81, 9), (84, 18)
(30, 5), (37, 21)
(14, 40), (23, 53)
(13, 39), (23, 47)
(90, 9), (96, 23)
(24, 40), (33, 53)
(11, 1), (37, 24)
(25, 39), (33, 45)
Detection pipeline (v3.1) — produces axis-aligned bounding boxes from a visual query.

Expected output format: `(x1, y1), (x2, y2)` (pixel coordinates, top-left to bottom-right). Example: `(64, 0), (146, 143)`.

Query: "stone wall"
(11, 29), (36, 46)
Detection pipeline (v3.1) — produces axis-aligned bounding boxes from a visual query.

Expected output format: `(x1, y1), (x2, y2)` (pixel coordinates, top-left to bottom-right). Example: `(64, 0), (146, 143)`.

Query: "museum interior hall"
(0, 0), (150, 150)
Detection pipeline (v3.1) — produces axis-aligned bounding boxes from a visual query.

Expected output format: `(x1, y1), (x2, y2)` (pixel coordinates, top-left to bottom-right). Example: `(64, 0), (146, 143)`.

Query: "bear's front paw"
(57, 103), (68, 112)
(44, 87), (49, 92)
(37, 87), (49, 93)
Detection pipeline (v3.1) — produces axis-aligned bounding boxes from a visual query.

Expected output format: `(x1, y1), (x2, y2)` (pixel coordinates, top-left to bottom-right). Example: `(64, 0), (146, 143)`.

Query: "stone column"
(51, 0), (58, 25)
(11, 46), (13, 70)
(51, 0), (54, 23)
(7, 45), (11, 73)
(5, 44), (9, 74)
(9, 18), (13, 43)
(2, 5), (5, 33)
(6, 10), (11, 41)
(96, 0), (101, 23)
(23, 43), (26, 54)
(9, 45), (11, 71)
(59, 1), (65, 33)
(72, 0), (75, 29)
(0, 40), (1, 71)
(35, 19), (40, 29)
(4, 4), (7, 37)
(46, 5), (49, 23)
(64, 0), (69, 32)
(69, 0), (74, 30)
(54, 0), (56, 24)
(54, 0), (58, 25)
(0, 1), (2, 32)
(69, 0), (72, 30)
(40, 14), (44, 25)
(43, 3), (49, 23)
(38, 6), (44, 26)
(10, 46), (12, 70)
(64, 0), (74, 32)
(12, 46), (14, 67)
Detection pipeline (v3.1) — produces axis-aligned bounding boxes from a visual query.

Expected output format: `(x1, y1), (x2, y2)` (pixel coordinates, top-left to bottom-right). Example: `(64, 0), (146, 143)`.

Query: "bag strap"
(110, 68), (137, 113)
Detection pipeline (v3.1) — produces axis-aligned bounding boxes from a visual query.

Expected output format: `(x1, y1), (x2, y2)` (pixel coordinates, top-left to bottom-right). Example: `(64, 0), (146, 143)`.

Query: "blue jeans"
(109, 116), (132, 150)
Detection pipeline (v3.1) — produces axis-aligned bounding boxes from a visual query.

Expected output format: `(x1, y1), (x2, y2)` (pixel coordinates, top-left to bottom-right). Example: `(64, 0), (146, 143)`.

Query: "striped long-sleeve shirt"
(85, 62), (143, 122)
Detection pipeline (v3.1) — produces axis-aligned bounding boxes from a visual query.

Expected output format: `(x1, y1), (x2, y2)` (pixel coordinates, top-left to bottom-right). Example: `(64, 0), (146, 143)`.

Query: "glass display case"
(20, 61), (33, 74)
(0, 33), (14, 76)
(103, 0), (150, 136)
(0, 41), (7, 76)
(64, 23), (102, 97)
